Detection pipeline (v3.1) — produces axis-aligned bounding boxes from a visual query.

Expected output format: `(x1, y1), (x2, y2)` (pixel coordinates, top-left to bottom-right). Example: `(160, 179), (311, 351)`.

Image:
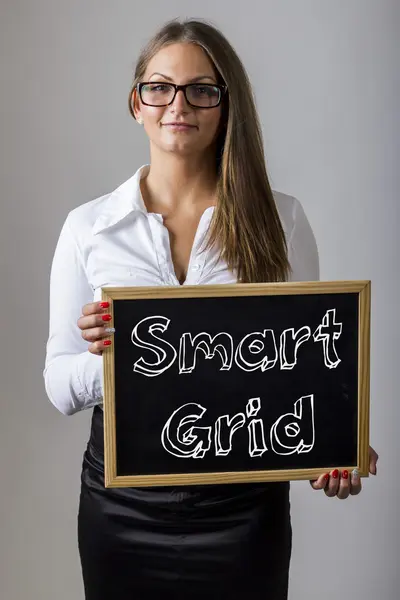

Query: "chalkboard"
(102, 281), (370, 488)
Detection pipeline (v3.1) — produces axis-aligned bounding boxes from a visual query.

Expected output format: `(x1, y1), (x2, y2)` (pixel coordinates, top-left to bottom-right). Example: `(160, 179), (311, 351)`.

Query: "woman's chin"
(159, 140), (202, 156)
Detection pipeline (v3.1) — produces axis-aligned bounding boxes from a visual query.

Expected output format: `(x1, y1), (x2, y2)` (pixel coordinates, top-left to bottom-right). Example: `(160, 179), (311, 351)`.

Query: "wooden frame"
(102, 280), (371, 488)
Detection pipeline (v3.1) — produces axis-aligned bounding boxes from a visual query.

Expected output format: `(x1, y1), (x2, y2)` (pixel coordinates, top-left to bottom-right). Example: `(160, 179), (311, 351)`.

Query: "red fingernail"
(324, 474), (329, 481)
(342, 470), (349, 479)
(101, 314), (112, 321)
(103, 340), (112, 346)
(332, 469), (339, 479)
(100, 301), (109, 308)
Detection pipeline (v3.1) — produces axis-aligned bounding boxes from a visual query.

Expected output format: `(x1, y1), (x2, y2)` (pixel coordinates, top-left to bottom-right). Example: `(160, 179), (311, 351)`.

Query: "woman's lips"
(162, 123), (197, 131)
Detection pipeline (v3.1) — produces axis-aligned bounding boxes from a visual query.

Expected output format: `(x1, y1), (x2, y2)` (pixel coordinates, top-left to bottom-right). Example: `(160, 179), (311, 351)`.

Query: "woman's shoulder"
(272, 189), (320, 281)
(65, 192), (112, 236)
(271, 189), (298, 238)
(64, 167), (145, 240)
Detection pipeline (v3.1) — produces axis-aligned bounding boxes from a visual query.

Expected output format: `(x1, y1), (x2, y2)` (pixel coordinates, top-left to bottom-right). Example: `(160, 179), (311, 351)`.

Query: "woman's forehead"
(144, 43), (216, 80)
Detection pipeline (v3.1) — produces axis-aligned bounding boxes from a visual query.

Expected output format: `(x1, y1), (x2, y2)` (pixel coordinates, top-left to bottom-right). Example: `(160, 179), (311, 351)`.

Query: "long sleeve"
(43, 215), (103, 416)
(287, 197), (320, 282)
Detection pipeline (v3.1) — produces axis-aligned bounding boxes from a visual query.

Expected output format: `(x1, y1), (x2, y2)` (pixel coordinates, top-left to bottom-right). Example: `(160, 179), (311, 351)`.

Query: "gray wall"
(1, 1), (398, 598)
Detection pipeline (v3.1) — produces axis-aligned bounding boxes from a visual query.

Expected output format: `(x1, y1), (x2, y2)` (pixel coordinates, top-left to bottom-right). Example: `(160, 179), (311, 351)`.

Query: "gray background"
(1, 1), (399, 598)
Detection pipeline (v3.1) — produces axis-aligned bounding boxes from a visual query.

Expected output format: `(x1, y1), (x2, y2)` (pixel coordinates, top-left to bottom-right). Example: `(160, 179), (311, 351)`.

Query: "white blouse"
(43, 164), (320, 416)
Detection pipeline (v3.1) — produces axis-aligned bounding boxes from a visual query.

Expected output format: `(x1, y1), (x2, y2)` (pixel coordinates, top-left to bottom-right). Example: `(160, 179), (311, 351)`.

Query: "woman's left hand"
(310, 446), (379, 499)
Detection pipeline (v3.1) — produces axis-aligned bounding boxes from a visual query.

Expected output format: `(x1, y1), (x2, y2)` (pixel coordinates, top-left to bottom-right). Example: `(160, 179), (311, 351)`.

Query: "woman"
(43, 18), (378, 600)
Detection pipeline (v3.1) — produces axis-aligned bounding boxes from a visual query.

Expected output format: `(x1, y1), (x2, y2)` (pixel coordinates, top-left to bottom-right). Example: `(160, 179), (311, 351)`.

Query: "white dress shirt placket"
(146, 208), (213, 286)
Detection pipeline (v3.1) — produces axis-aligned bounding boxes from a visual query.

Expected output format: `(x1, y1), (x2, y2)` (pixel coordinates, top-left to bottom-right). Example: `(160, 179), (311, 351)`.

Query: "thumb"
(310, 473), (329, 490)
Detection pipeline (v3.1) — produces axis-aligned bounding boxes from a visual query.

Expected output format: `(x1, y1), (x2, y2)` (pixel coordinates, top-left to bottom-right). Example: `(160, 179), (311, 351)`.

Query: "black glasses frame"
(137, 82), (227, 108)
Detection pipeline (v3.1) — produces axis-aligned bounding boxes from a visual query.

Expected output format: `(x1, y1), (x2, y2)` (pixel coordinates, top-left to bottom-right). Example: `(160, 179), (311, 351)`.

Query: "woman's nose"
(170, 89), (190, 112)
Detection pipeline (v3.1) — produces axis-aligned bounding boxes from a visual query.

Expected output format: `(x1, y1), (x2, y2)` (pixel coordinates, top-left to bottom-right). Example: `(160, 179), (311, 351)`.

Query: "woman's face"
(133, 42), (223, 157)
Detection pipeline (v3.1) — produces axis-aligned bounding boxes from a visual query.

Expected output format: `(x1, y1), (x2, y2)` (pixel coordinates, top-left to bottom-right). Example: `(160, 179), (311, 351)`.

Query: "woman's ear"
(131, 88), (142, 123)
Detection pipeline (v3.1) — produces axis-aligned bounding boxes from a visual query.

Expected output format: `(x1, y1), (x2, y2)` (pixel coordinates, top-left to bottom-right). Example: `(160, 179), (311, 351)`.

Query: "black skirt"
(78, 406), (292, 600)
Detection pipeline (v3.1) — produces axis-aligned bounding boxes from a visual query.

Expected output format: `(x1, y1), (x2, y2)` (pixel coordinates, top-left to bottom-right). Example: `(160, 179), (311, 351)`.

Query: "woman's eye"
(193, 85), (218, 97)
(143, 84), (170, 93)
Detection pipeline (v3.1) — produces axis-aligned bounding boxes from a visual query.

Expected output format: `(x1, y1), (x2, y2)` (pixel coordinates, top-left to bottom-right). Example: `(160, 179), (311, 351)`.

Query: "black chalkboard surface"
(102, 281), (370, 488)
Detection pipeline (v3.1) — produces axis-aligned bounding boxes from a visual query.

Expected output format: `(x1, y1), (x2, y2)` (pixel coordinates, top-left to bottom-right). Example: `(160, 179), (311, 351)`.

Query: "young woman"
(44, 18), (378, 600)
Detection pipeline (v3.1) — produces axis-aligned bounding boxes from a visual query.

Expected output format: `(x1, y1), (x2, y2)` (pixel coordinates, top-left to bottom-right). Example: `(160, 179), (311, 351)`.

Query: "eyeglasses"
(137, 82), (227, 108)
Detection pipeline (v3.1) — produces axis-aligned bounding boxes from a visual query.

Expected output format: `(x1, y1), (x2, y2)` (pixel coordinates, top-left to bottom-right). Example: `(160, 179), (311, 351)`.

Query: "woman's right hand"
(77, 301), (115, 355)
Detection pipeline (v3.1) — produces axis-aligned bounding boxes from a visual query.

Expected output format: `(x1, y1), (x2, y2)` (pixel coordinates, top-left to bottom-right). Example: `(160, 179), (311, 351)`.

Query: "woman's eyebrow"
(148, 72), (217, 83)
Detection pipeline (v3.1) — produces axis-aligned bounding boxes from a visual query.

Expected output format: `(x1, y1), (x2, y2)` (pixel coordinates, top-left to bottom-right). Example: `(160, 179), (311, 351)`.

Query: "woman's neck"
(141, 151), (218, 215)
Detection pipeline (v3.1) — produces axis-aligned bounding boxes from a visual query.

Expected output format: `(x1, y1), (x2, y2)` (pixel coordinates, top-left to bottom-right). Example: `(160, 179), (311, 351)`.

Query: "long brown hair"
(128, 18), (291, 283)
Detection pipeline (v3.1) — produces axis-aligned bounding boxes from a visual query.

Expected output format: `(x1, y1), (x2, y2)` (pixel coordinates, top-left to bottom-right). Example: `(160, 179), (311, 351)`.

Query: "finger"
(324, 469), (340, 497)
(350, 469), (362, 495)
(310, 473), (329, 490)
(82, 301), (110, 316)
(88, 338), (113, 355)
(77, 312), (113, 332)
(81, 326), (115, 343)
(369, 448), (379, 475)
(336, 469), (351, 500)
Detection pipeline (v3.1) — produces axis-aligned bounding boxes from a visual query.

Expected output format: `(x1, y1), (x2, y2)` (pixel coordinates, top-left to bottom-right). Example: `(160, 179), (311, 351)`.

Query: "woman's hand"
(310, 446), (379, 499)
(77, 301), (115, 355)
